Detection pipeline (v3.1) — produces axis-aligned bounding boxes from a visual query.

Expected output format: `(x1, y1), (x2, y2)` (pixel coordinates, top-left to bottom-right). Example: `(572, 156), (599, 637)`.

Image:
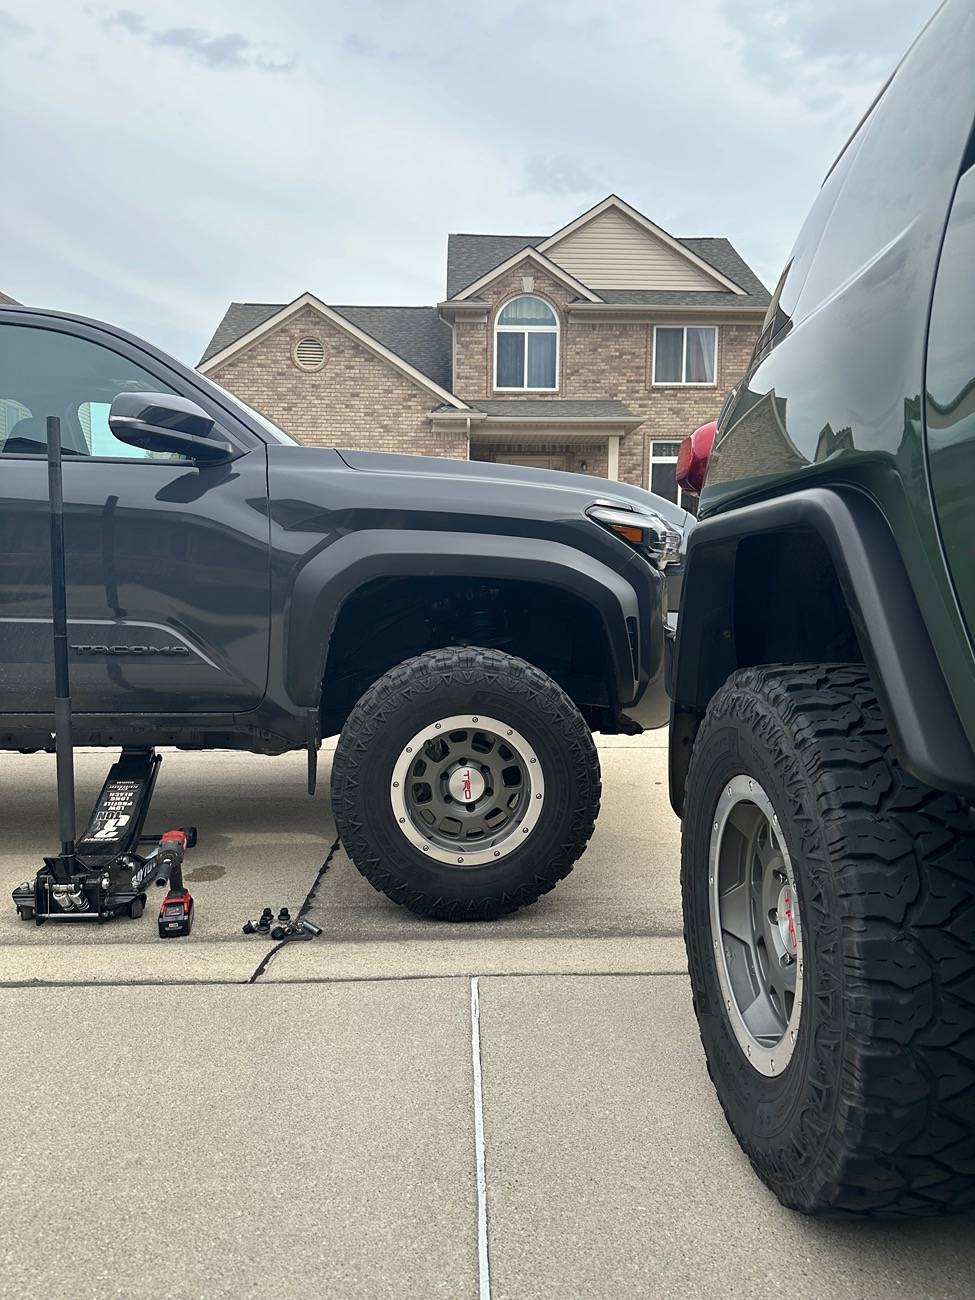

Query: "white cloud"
(0, 0), (935, 363)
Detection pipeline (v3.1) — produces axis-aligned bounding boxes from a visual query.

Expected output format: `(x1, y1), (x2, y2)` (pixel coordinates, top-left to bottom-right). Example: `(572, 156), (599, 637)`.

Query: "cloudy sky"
(3, 0), (931, 364)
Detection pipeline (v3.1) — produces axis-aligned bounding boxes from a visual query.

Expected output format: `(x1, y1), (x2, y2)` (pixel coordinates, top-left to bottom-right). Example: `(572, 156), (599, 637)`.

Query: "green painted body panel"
(926, 161), (975, 662)
(698, 0), (975, 748)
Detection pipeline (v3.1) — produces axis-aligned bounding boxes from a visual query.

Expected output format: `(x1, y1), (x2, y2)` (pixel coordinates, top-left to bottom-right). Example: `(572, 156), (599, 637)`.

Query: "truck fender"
(285, 529), (646, 710)
(669, 485), (975, 812)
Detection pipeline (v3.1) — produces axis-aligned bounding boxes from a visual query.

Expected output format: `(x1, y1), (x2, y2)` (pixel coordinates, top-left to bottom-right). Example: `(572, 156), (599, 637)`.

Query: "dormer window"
(495, 295), (558, 390)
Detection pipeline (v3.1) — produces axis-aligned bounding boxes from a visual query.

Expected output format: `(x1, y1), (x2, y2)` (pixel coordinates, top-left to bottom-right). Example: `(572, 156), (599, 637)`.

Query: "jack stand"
(10, 415), (197, 934)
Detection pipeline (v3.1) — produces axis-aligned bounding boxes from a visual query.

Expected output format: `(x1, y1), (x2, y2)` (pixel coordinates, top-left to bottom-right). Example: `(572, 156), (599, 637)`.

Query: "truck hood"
(336, 448), (689, 529)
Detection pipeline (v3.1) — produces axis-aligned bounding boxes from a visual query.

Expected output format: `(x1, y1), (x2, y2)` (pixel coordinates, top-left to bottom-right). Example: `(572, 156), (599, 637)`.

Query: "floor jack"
(11, 416), (196, 936)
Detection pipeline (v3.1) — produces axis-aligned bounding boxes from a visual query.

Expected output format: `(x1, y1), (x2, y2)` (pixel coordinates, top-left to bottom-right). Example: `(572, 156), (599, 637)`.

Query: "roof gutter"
(566, 302), (767, 318)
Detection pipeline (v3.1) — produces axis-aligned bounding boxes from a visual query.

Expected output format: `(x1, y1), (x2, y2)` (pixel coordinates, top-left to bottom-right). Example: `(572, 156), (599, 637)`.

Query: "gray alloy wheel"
(331, 646), (600, 921)
(708, 774), (803, 1077)
(390, 714), (545, 867)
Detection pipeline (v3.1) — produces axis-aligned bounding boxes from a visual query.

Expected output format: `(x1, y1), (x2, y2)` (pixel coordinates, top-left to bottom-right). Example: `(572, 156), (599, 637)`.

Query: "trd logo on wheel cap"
(447, 765), (485, 803)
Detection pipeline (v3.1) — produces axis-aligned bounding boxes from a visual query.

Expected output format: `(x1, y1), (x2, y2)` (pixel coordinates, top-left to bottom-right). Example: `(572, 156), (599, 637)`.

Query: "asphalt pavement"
(0, 735), (971, 1299)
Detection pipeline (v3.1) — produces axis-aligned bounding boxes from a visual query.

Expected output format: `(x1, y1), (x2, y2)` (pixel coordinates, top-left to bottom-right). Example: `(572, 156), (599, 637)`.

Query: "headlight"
(586, 502), (682, 569)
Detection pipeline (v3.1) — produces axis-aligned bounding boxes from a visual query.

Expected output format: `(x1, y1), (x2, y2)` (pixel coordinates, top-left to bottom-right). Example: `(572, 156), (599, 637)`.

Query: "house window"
(652, 326), (717, 385)
(495, 295), (558, 390)
(649, 440), (699, 516)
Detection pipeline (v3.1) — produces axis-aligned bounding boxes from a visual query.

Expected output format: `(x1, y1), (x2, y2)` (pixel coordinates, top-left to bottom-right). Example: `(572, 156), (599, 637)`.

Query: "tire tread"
(331, 646), (601, 920)
(684, 663), (975, 1217)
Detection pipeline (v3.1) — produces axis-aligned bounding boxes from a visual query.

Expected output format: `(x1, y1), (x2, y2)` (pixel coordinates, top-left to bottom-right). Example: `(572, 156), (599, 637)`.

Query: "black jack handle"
(47, 416), (77, 884)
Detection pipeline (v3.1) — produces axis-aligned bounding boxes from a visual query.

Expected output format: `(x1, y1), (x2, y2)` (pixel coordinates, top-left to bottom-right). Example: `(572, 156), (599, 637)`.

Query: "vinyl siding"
(545, 209), (721, 290)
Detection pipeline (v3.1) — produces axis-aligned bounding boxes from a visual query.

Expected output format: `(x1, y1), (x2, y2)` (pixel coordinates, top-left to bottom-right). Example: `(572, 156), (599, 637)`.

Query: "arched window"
(495, 295), (558, 390)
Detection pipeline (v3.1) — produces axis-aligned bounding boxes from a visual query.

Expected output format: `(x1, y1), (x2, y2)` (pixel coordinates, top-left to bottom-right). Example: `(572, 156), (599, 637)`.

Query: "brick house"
(199, 195), (769, 504)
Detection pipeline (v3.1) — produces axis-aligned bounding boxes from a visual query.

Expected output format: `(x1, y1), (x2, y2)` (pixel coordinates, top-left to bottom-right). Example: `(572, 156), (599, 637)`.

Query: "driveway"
(0, 735), (971, 1299)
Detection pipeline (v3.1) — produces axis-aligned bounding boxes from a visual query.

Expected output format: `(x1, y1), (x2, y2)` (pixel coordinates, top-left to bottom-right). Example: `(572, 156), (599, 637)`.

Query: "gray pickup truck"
(0, 305), (688, 919)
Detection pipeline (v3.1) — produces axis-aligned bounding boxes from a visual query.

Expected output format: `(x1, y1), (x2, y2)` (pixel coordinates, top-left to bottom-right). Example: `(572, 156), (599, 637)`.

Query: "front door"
(0, 318), (271, 715)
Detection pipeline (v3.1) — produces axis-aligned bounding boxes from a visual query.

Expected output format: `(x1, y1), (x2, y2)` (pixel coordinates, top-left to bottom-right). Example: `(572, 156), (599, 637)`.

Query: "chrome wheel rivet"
(422, 845), (429, 853)
(522, 826), (529, 834)
(507, 729), (513, 736)
(530, 758), (536, 765)
(770, 1059), (775, 1073)
(457, 858), (463, 864)
(748, 780), (754, 791)
(536, 793), (542, 800)
(494, 851), (500, 857)
(399, 818), (405, 824)
(713, 821), (718, 831)
(472, 717), (478, 723)
(406, 747), (412, 754)
(435, 723), (441, 730)
(392, 781), (399, 788)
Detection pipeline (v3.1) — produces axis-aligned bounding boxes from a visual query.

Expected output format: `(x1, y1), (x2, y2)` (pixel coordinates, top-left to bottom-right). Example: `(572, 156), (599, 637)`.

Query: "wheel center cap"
(776, 883), (799, 952)
(447, 765), (486, 804)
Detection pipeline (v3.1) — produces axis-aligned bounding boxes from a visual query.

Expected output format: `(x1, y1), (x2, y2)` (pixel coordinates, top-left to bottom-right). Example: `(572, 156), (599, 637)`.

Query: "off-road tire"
(332, 647), (600, 920)
(682, 663), (975, 1217)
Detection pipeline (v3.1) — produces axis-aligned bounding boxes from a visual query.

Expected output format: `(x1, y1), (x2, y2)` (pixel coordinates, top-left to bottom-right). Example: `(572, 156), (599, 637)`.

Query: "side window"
(0, 324), (182, 459)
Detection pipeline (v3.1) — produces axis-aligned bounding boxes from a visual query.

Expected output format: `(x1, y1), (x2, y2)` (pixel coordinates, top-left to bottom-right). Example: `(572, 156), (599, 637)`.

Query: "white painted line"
(470, 976), (491, 1300)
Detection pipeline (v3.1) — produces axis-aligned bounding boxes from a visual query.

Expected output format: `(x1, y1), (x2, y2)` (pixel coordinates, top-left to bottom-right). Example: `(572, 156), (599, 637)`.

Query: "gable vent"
(294, 336), (326, 371)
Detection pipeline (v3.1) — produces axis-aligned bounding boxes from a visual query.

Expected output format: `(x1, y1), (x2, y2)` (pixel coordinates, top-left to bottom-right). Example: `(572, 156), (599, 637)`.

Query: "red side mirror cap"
(676, 420), (717, 496)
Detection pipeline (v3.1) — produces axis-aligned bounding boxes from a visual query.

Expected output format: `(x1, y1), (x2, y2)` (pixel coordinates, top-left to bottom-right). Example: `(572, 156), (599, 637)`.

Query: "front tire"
(682, 664), (975, 1217)
(331, 647), (601, 920)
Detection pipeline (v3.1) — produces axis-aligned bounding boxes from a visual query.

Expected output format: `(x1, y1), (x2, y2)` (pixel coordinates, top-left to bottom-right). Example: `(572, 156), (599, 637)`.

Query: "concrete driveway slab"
(0, 979), (476, 1300)
(477, 973), (975, 1300)
(266, 742), (682, 982)
(0, 750), (335, 984)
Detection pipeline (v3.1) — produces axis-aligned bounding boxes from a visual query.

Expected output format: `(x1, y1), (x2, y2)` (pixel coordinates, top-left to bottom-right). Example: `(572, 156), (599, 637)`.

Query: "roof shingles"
(200, 301), (452, 390)
(444, 233), (769, 308)
(201, 205), (768, 396)
(435, 399), (639, 420)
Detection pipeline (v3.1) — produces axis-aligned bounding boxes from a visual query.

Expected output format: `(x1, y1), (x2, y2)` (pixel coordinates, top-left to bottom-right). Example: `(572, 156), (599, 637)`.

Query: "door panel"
(926, 156), (975, 647)
(0, 321), (271, 715)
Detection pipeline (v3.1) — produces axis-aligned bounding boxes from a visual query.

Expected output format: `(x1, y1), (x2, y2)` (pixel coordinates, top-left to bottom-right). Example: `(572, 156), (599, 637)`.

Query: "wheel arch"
(669, 485), (975, 813)
(285, 530), (643, 732)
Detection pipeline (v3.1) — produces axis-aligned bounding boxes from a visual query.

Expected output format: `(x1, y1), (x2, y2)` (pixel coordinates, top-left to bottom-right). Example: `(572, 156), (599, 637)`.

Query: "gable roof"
(538, 195), (744, 294)
(198, 293), (463, 408)
(446, 234), (545, 298)
(447, 246), (603, 304)
(200, 299), (454, 394)
(445, 202), (769, 308)
(200, 302), (281, 363)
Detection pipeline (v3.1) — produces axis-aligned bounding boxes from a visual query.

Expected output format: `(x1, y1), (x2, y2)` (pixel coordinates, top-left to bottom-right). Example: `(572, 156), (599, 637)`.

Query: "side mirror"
(108, 392), (234, 463)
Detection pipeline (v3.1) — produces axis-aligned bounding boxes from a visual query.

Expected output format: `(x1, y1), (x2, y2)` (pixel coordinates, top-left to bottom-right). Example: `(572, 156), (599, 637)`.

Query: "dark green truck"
(670, 0), (975, 1217)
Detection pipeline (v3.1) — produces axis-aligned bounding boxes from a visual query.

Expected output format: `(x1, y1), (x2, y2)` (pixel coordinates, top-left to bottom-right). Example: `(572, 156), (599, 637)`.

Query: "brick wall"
(452, 257), (760, 487)
(206, 305), (467, 460)
(206, 280), (761, 489)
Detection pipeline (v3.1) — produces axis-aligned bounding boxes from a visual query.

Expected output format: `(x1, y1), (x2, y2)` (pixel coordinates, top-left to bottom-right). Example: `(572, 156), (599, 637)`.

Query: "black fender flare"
(669, 485), (975, 812)
(285, 529), (646, 711)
